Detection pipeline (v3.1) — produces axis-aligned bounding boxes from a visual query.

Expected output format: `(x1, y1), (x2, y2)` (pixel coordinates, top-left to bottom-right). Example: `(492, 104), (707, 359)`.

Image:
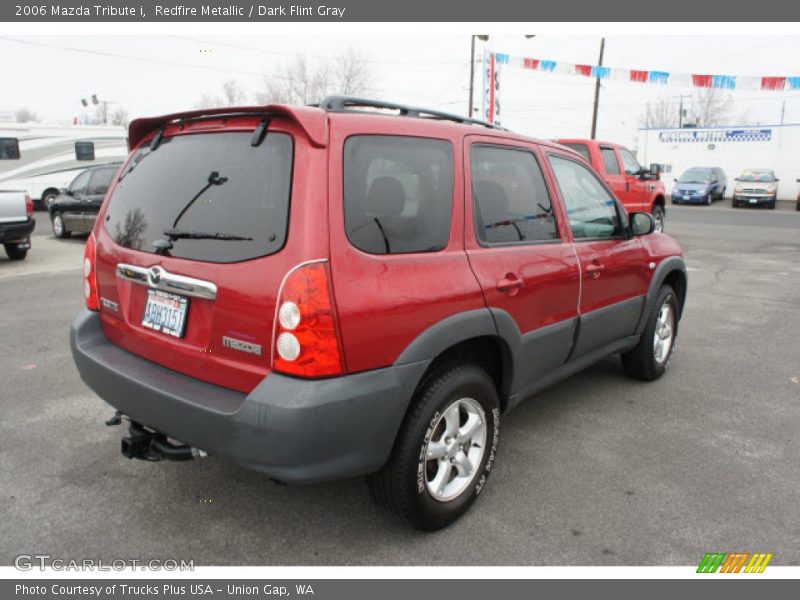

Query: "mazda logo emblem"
(148, 266), (163, 285)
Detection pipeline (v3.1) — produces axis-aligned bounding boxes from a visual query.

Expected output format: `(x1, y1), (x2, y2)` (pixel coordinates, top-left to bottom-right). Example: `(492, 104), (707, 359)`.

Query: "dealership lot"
(1, 203), (798, 566)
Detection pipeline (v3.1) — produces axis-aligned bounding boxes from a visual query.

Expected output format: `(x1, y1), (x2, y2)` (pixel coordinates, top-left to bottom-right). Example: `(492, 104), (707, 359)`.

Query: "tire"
(705, 194), (712, 206)
(4, 243), (28, 261)
(42, 190), (59, 212)
(367, 362), (501, 531)
(732, 199), (739, 208)
(795, 202), (800, 212)
(652, 205), (665, 233)
(51, 213), (70, 238)
(671, 198), (679, 205)
(768, 200), (776, 209)
(621, 285), (679, 382)
(719, 187), (726, 201)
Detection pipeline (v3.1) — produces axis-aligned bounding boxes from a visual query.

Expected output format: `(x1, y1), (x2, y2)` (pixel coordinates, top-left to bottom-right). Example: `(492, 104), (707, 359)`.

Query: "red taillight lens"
(24, 194), (33, 218)
(83, 233), (100, 311)
(273, 261), (344, 378)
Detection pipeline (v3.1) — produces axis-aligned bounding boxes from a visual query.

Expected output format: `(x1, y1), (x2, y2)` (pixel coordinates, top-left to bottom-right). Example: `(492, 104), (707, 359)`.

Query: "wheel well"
(663, 269), (687, 316)
(653, 195), (665, 209)
(41, 187), (59, 201)
(413, 336), (513, 412)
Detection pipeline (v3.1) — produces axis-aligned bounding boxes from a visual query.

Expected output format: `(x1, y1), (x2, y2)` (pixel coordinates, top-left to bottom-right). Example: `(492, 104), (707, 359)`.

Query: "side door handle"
(496, 274), (524, 295)
(585, 261), (605, 279)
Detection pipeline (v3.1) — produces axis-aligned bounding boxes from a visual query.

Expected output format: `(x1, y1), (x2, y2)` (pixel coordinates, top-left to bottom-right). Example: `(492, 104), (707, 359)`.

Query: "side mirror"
(649, 163), (660, 176)
(59, 187), (69, 195)
(630, 212), (655, 236)
(774, 178), (780, 182)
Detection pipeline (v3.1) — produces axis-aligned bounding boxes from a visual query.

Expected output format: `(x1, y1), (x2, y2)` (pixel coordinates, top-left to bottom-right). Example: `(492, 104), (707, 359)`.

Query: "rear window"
(344, 135), (453, 254)
(562, 143), (590, 163)
(75, 141), (95, 161)
(105, 131), (293, 263)
(0, 137), (20, 160)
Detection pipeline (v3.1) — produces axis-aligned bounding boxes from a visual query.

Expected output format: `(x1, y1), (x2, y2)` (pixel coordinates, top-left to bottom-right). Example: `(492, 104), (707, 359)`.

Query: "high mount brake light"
(273, 261), (344, 378)
(83, 234), (100, 311)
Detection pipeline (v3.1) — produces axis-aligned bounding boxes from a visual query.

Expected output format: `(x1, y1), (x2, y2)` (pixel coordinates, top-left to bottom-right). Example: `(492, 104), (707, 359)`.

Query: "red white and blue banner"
(494, 53), (800, 91)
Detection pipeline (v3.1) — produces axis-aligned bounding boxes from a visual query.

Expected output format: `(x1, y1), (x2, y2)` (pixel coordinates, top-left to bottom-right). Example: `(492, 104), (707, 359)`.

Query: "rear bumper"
(0, 218), (35, 243)
(70, 309), (427, 483)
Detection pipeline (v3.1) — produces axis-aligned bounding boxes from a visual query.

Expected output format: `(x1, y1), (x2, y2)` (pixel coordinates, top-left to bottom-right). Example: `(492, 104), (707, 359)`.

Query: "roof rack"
(319, 96), (507, 131)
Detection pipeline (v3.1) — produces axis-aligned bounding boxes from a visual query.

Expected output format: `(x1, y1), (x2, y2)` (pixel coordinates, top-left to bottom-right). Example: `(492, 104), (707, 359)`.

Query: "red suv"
(71, 97), (687, 530)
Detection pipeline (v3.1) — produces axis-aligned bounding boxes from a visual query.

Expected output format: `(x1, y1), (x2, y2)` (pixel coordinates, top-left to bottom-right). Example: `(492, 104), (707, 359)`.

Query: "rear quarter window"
(343, 135), (454, 254)
(561, 143), (590, 163)
(0, 137), (20, 160)
(75, 141), (95, 161)
(104, 131), (293, 263)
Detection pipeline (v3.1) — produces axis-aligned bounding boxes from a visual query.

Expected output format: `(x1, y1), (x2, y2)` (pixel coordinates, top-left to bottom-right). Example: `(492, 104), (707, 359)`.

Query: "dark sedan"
(671, 167), (727, 205)
(49, 163), (120, 238)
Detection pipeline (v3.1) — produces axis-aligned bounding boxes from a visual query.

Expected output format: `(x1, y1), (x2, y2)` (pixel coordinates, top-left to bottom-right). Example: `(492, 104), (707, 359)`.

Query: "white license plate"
(683, 195), (691, 200)
(749, 198), (757, 204)
(142, 289), (189, 338)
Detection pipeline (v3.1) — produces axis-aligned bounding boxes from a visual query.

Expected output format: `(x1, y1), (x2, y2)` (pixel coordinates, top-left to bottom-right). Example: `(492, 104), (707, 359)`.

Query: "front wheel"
(4, 243), (28, 261)
(51, 213), (70, 238)
(768, 200), (776, 209)
(652, 205), (665, 233)
(621, 285), (679, 381)
(367, 363), (500, 531)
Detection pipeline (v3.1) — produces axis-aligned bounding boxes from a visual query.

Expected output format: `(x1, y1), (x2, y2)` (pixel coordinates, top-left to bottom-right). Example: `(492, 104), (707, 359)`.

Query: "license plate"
(683, 195), (691, 200)
(749, 198), (757, 204)
(142, 289), (189, 338)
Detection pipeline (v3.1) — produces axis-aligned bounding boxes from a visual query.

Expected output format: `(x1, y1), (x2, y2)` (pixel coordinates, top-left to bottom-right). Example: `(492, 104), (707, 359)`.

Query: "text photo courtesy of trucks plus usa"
(0, 26), (799, 580)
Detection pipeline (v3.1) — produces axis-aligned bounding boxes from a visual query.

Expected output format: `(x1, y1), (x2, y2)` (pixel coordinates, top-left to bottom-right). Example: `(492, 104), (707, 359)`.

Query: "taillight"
(273, 261), (344, 378)
(24, 194), (33, 218)
(83, 233), (100, 311)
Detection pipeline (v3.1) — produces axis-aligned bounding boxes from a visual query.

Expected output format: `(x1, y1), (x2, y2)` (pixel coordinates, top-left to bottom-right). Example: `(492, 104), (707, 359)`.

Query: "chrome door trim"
(116, 263), (217, 300)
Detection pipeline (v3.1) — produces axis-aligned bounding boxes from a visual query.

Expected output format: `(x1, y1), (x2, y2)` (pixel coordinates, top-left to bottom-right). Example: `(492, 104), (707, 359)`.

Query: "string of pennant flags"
(492, 52), (800, 91)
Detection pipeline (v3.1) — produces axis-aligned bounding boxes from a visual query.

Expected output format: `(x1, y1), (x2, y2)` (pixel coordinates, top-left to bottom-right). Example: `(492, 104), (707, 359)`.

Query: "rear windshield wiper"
(163, 228), (253, 241)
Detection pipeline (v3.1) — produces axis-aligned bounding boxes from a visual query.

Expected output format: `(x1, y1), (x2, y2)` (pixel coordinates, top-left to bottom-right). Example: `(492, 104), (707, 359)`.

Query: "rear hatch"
(94, 117), (299, 393)
(0, 191), (27, 223)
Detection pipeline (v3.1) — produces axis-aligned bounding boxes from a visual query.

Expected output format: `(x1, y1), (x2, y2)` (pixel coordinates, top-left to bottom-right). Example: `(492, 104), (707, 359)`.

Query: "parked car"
(671, 167), (727, 205)
(732, 168), (779, 209)
(70, 97), (687, 531)
(0, 189), (35, 260)
(49, 163), (120, 238)
(556, 138), (668, 232)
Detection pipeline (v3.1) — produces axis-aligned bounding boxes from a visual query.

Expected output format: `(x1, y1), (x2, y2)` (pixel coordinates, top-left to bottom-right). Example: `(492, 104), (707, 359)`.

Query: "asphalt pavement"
(1, 201), (798, 566)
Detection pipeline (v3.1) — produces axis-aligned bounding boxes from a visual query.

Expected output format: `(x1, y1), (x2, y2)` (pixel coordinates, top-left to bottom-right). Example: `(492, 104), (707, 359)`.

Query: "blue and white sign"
(659, 129), (772, 144)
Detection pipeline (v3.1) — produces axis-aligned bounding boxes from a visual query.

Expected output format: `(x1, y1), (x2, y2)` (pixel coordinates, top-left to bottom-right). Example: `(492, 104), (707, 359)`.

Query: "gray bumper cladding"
(70, 310), (427, 483)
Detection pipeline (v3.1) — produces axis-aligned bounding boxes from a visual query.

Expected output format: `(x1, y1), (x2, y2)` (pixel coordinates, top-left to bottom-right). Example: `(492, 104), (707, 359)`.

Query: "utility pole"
(468, 35), (489, 118)
(780, 98), (786, 125)
(672, 94), (691, 128)
(590, 37), (605, 140)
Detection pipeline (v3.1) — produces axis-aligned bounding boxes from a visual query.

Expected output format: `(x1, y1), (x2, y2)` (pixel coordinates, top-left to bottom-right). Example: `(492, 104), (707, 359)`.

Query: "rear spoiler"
(127, 104), (328, 151)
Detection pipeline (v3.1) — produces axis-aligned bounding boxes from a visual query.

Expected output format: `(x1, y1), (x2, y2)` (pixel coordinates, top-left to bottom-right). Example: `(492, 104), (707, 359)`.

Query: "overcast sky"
(1, 34), (799, 146)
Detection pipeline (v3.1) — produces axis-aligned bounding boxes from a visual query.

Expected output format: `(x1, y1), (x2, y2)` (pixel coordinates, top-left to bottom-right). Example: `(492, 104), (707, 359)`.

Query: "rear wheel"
(4, 243), (28, 261)
(652, 205), (665, 233)
(622, 285), (678, 381)
(52, 213), (70, 238)
(367, 363), (500, 531)
(42, 190), (59, 212)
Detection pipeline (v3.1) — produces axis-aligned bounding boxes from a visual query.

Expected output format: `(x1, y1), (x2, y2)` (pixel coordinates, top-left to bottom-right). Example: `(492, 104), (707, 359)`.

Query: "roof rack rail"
(319, 96), (507, 131)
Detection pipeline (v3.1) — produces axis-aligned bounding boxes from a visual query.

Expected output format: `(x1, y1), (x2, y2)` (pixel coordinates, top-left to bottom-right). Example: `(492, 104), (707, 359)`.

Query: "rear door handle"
(496, 274), (524, 295)
(585, 261), (605, 278)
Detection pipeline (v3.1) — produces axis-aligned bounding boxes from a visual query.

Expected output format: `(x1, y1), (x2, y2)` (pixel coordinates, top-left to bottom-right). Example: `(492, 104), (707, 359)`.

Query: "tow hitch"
(107, 412), (206, 462)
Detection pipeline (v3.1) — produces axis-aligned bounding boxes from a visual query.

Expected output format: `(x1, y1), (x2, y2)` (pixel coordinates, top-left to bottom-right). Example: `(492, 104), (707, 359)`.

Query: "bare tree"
(258, 49), (373, 105)
(14, 108), (38, 123)
(195, 79), (249, 108)
(691, 88), (734, 127)
(640, 97), (679, 129)
(110, 107), (130, 127)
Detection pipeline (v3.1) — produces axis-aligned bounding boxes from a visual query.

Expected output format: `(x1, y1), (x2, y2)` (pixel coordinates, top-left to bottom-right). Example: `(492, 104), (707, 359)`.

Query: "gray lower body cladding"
(70, 309), (428, 483)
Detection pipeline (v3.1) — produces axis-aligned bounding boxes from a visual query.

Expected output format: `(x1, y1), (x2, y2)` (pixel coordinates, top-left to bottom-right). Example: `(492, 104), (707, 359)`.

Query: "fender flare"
(635, 255), (687, 336)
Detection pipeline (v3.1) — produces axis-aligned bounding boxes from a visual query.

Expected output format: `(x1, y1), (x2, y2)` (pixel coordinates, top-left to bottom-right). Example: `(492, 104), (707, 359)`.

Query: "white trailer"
(0, 123), (128, 209)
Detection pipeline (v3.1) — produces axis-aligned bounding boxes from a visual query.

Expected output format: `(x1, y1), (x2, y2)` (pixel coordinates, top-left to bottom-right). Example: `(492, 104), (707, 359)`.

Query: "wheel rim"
(53, 215), (63, 236)
(654, 211), (664, 233)
(46, 194), (56, 209)
(653, 302), (675, 365)
(423, 397), (487, 502)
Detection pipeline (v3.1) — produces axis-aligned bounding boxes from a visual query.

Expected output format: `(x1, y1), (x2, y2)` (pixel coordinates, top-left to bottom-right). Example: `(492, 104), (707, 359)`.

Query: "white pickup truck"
(0, 190), (35, 260)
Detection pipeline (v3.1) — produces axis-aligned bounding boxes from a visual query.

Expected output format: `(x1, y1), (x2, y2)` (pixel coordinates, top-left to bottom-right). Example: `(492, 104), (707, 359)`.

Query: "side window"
(0, 137), (20, 160)
(600, 147), (621, 176)
(619, 148), (641, 175)
(562, 143), (590, 163)
(471, 145), (558, 244)
(69, 171), (92, 196)
(548, 155), (622, 240)
(87, 168), (116, 196)
(75, 141), (95, 161)
(343, 136), (453, 255)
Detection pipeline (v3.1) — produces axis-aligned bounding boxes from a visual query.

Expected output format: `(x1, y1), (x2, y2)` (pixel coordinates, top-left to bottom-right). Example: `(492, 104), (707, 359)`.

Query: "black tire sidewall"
(645, 287), (679, 375)
(402, 365), (500, 530)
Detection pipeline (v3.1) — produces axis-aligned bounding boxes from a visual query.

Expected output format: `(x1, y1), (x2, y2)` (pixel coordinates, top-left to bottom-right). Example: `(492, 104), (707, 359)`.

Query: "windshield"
(738, 170), (775, 182)
(678, 169), (711, 184)
(104, 131), (293, 263)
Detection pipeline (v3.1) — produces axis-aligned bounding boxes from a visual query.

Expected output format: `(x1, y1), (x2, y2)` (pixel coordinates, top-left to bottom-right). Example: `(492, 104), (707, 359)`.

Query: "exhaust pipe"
(119, 421), (206, 462)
